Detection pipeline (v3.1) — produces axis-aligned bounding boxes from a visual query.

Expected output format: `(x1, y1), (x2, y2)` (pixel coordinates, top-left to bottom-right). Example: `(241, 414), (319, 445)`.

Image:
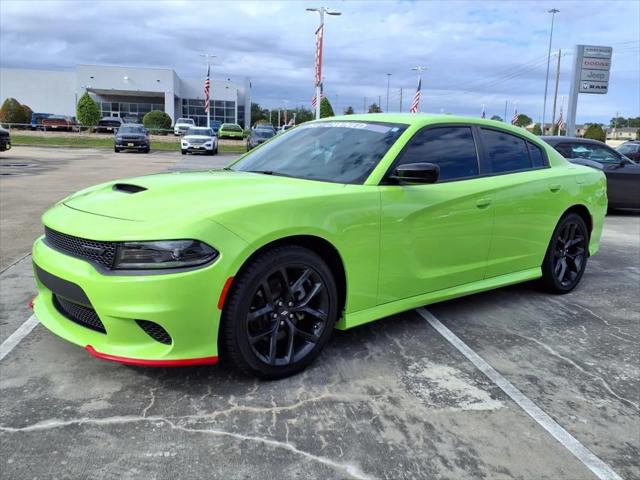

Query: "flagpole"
(200, 53), (216, 128)
(410, 66), (426, 113)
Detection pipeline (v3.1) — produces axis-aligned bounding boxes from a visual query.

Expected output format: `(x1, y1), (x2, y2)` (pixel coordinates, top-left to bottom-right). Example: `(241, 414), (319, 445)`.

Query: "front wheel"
(221, 245), (338, 379)
(114, 147), (120, 153)
(541, 213), (589, 293)
(181, 149), (186, 155)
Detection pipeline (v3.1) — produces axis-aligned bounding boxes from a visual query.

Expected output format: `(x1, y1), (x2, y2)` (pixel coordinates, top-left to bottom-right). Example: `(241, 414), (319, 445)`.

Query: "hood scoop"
(112, 183), (147, 194)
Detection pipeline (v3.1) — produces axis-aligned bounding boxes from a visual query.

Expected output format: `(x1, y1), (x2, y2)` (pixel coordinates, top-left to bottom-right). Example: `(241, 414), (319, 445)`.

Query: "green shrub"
(143, 110), (172, 134)
(76, 92), (100, 126)
(0, 98), (30, 125)
(583, 124), (606, 142)
(319, 97), (335, 118)
(532, 123), (542, 135)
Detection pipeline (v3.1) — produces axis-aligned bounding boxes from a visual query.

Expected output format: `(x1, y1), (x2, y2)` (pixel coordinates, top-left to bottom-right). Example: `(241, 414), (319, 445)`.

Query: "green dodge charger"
(32, 114), (607, 378)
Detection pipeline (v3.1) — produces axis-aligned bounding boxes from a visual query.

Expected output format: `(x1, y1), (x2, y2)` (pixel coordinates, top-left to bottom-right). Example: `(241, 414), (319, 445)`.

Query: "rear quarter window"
(481, 128), (531, 174)
(527, 142), (546, 168)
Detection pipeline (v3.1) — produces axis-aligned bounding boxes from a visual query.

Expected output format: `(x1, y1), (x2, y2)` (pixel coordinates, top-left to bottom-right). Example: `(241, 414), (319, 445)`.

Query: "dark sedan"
(0, 126), (10, 152)
(617, 141), (640, 162)
(246, 128), (275, 151)
(542, 136), (640, 210)
(114, 124), (150, 153)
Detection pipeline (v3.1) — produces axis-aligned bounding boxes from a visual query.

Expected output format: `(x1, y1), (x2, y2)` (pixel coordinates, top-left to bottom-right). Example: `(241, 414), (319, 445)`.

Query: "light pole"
(306, 6), (341, 120)
(541, 8), (559, 136)
(200, 53), (216, 128)
(385, 73), (392, 112)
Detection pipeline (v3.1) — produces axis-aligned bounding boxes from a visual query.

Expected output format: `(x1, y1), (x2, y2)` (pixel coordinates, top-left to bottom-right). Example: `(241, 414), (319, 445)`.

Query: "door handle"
(476, 198), (492, 209)
(549, 184), (562, 192)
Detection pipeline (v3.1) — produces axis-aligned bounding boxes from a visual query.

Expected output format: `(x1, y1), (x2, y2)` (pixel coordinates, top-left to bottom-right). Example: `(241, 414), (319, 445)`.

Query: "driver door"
(378, 125), (495, 303)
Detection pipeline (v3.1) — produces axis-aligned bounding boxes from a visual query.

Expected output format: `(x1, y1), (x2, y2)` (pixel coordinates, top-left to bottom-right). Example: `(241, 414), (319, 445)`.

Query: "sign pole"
(566, 45), (582, 137)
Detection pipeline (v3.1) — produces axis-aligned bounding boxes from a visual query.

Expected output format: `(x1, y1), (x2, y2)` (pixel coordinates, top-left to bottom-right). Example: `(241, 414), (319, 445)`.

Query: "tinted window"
(527, 142), (545, 167)
(396, 127), (479, 181)
(618, 143), (639, 154)
(481, 129), (530, 173)
(554, 143), (573, 158)
(570, 143), (620, 164)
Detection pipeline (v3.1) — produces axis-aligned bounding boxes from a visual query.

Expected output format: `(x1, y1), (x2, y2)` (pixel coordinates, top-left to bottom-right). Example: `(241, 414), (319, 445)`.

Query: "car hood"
(184, 135), (213, 141)
(62, 171), (346, 222)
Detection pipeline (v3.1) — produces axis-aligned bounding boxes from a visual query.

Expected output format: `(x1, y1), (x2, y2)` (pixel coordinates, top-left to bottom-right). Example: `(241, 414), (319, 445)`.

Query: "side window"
(527, 142), (546, 168)
(396, 126), (479, 181)
(481, 128), (531, 173)
(554, 143), (573, 158)
(571, 144), (620, 164)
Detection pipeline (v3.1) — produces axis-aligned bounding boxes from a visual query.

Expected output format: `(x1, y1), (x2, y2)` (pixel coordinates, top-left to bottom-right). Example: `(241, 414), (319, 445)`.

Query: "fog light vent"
(136, 320), (172, 345)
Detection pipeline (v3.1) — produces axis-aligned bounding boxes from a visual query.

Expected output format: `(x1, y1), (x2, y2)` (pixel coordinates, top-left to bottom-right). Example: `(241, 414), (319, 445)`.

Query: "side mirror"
(390, 162), (440, 184)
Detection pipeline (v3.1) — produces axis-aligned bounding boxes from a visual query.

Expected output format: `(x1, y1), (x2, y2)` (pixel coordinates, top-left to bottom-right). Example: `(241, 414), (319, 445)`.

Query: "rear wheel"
(181, 149), (187, 155)
(114, 147), (120, 153)
(541, 213), (589, 293)
(221, 245), (338, 379)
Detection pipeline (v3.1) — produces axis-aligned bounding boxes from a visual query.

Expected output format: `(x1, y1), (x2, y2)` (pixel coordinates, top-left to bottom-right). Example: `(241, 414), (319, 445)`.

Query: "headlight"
(113, 240), (218, 270)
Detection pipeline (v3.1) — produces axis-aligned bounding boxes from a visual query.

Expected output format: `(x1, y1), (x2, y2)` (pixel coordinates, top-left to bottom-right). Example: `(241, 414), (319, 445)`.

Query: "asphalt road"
(0, 146), (638, 480)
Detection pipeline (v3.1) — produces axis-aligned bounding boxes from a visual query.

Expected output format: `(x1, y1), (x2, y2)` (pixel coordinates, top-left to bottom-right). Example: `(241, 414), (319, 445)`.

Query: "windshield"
(119, 126), (145, 134)
(223, 124), (242, 131)
(177, 118), (194, 124)
(231, 121), (407, 184)
(252, 130), (274, 139)
(186, 127), (213, 136)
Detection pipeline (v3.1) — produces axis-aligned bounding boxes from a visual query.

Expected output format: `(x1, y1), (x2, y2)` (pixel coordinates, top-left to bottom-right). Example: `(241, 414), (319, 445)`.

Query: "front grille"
(53, 295), (106, 333)
(136, 320), (172, 345)
(45, 227), (116, 269)
(188, 138), (207, 145)
(121, 136), (142, 142)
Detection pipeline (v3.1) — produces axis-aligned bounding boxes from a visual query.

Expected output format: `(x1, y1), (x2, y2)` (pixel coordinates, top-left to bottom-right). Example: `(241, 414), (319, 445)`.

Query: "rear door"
(480, 128), (563, 278)
(378, 125), (495, 302)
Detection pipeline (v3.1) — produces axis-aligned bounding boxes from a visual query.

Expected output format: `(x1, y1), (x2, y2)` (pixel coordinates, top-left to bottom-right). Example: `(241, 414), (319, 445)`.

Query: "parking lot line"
(0, 314), (38, 361)
(417, 307), (624, 480)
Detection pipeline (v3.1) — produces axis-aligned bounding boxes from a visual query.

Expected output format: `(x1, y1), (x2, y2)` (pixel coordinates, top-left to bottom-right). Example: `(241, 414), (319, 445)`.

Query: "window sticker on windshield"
(304, 122), (395, 134)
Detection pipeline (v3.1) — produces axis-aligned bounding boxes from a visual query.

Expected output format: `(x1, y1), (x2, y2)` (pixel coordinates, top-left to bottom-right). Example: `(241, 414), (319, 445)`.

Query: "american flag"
(556, 106), (564, 131)
(204, 65), (211, 113)
(409, 78), (421, 114)
(315, 24), (324, 86)
(511, 107), (519, 125)
(481, 104), (486, 119)
(311, 93), (323, 108)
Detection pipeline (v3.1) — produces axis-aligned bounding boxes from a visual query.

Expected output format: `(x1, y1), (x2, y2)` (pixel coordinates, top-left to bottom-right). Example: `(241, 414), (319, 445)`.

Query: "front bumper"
(182, 143), (214, 152)
(0, 139), (10, 151)
(116, 141), (149, 150)
(32, 236), (227, 365)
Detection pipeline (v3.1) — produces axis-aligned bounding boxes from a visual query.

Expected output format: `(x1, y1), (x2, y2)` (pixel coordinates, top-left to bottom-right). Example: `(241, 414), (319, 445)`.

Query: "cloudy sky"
(1, 0), (638, 124)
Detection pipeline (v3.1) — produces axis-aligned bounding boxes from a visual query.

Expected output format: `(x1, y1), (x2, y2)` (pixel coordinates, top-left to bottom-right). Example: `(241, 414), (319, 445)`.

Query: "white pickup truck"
(174, 117), (195, 136)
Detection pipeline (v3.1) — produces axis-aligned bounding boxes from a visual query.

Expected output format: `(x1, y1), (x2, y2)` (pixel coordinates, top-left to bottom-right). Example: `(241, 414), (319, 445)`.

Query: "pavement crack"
(142, 387), (157, 418)
(0, 415), (375, 480)
(515, 332), (639, 410)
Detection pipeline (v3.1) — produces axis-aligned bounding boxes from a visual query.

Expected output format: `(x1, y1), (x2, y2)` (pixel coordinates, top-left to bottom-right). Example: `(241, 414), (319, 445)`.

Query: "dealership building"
(0, 64), (251, 128)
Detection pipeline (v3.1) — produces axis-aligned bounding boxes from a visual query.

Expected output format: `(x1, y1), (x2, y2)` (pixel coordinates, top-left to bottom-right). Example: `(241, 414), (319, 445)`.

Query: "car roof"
(540, 135), (607, 145)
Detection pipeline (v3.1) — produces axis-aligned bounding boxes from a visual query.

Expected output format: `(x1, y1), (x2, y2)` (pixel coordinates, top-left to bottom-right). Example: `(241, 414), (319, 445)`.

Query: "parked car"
(246, 128), (275, 151)
(114, 124), (150, 153)
(616, 140), (640, 162)
(181, 127), (218, 155)
(542, 136), (640, 210)
(254, 123), (276, 134)
(31, 115), (606, 378)
(210, 120), (222, 134)
(174, 118), (195, 136)
(218, 123), (244, 139)
(95, 117), (124, 133)
(30, 112), (52, 130)
(0, 126), (11, 152)
(41, 115), (80, 132)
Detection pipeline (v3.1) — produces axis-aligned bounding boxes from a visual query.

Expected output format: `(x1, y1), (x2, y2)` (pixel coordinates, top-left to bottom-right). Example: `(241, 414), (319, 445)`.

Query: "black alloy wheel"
(221, 245), (338, 379)
(541, 213), (589, 293)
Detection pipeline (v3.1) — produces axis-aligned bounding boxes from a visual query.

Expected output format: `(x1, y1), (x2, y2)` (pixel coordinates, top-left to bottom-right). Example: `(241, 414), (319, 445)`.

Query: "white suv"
(181, 127), (218, 155)
(174, 117), (195, 136)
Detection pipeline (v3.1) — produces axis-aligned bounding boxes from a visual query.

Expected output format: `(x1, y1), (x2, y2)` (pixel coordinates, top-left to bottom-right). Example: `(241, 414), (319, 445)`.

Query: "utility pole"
(550, 48), (562, 135)
(399, 88), (403, 112)
(385, 73), (391, 112)
(542, 8), (559, 136)
(378, 95), (381, 110)
(268, 110), (272, 126)
(277, 109), (281, 128)
(504, 100), (508, 122)
(363, 97), (367, 113)
(307, 6), (341, 120)
(199, 53), (216, 128)
(615, 111), (619, 139)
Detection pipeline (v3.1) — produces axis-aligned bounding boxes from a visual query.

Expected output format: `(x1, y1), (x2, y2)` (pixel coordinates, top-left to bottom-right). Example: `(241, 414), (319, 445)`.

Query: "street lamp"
(541, 8), (559, 135)
(385, 73), (392, 112)
(306, 6), (341, 119)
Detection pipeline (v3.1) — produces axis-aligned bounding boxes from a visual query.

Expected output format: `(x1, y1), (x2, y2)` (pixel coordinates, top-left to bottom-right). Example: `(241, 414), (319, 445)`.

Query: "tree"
(76, 92), (100, 126)
(143, 110), (172, 134)
(0, 98), (30, 124)
(251, 102), (268, 125)
(344, 106), (354, 115)
(490, 115), (503, 122)
(367, 103), (382, 113)
(532, 123), (542, 135)
(319, 97), (335, 118)
(514, 114), (532, 128)
(21, 104), (33, 125)
(583, 124), (606, 142)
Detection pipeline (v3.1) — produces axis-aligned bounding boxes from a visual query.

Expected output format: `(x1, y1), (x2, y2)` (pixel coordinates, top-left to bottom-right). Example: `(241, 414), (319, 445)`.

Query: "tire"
(213, 146), (218, 155)
(181, 149), (186, 155)
(541, 213), (589, 294)
(144, 147), (150, 154)
(221, 245), (338, 379)
(114, 147), (120, 153)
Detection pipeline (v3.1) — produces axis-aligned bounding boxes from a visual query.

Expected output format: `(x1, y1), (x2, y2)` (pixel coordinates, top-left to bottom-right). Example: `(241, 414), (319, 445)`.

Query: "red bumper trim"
(28, 295), (37, 309)
(85, 345), (218, 367)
